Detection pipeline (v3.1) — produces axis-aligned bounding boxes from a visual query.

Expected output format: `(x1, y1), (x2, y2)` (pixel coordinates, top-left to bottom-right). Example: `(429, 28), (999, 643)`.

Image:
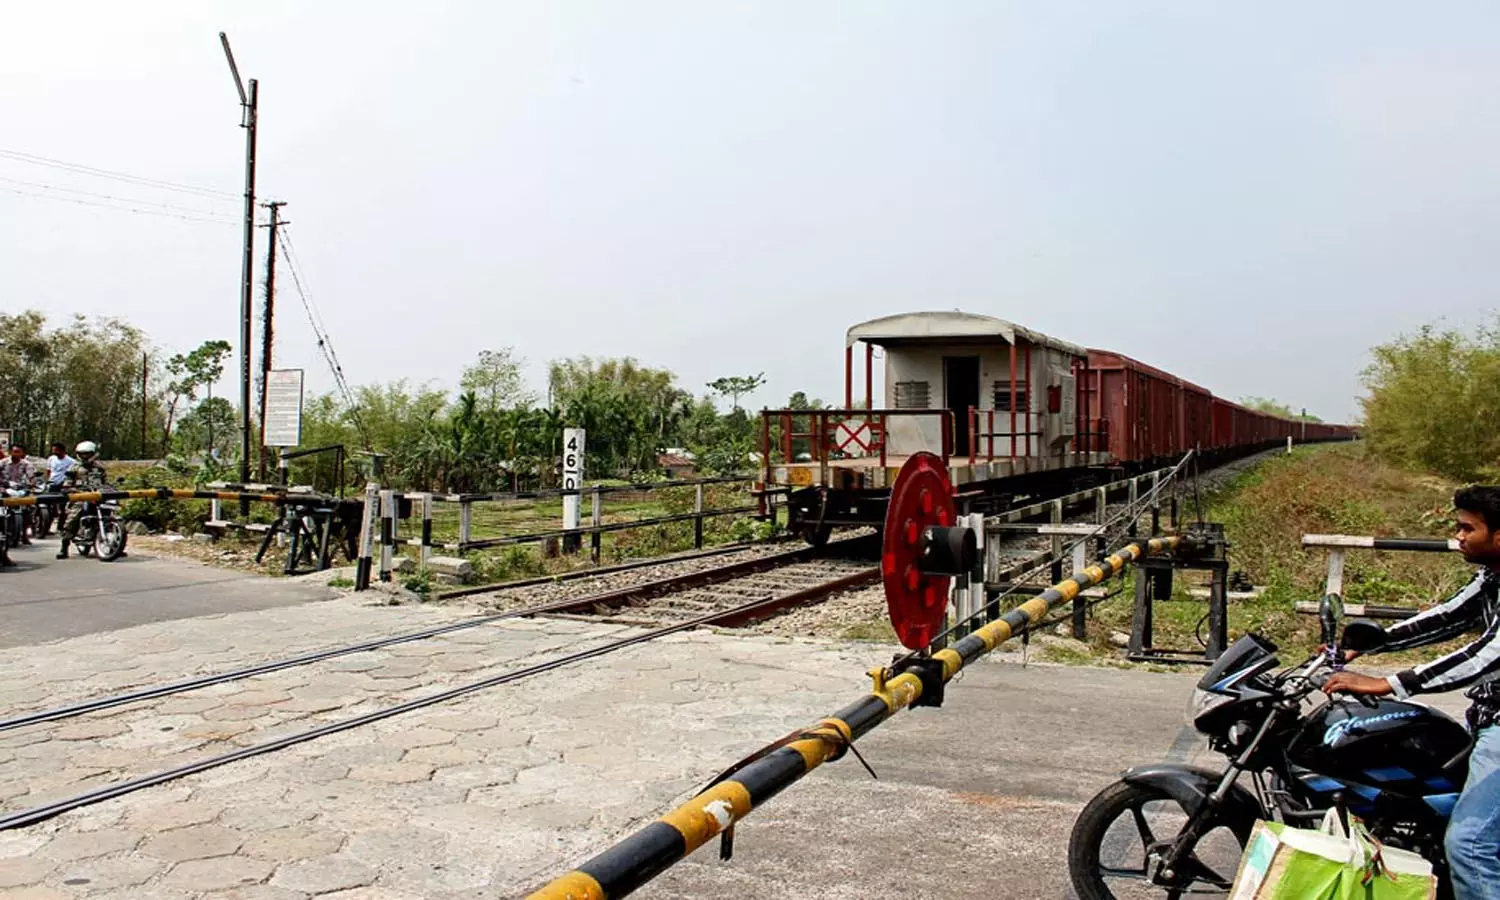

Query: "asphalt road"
(0, 534), (337, 647)
(635, 659), (1207, 900)
(640, 655), (1470, 900)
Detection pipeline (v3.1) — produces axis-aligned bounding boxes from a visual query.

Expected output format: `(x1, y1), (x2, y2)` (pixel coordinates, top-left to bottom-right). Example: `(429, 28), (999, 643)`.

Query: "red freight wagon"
(1087, 350), (1213, 465)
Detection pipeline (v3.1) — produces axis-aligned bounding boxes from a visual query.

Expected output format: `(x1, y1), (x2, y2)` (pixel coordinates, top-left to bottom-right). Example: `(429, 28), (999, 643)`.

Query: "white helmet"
(75, 441), (97, 455)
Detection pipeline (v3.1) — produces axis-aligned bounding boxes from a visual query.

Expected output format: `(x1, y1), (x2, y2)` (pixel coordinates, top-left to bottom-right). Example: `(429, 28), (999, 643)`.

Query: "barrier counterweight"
(527, 534), (1180, 899)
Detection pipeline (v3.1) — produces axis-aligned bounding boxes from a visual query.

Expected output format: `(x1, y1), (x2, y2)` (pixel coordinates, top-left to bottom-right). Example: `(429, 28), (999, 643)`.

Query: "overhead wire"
(275, 226), (369, 448)
(0, 147), (239, 200)
(1, 186), (241, 227)
(0, 175), (240, 223)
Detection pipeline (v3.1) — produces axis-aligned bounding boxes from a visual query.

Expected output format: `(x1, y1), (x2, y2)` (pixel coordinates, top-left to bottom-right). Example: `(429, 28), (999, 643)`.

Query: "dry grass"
(1087, 443), (1473, 661)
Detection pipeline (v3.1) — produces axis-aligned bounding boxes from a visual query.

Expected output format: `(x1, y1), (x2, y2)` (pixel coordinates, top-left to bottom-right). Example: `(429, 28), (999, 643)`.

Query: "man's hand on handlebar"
(1320, 671), (1391, 697)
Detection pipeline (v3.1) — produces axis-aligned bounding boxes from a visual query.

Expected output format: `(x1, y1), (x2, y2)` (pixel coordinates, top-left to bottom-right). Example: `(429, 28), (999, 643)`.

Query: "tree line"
(1360, 321), (1500, 482)
(0, 310), (795, 491)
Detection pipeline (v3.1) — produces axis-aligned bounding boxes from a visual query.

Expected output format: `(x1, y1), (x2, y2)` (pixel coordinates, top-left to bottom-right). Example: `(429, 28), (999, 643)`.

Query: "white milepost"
(562, 428), (586, 551)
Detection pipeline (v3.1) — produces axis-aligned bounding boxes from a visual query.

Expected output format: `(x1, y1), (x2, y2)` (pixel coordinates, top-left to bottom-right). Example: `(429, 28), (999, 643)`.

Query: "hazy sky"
(4, 2), (1498, 423)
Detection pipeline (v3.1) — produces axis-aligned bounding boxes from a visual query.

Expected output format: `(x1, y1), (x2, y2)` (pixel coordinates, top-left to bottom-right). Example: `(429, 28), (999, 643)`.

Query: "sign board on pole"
(264, 369), (305, 448)
(561, 428), (585, 538)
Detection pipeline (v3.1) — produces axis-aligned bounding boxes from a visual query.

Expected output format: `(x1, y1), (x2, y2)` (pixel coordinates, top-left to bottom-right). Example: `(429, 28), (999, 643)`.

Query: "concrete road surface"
(0, 535), (337, 647)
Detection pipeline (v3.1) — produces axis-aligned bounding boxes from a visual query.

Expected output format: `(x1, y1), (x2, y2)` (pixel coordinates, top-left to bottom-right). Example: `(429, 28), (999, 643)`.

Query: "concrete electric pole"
(220, 32), (257, 503)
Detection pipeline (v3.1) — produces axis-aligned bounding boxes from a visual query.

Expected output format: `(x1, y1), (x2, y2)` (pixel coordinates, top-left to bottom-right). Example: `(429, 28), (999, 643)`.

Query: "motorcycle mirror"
(1317, 594), (1344, 647)
(1341, 619), (1389, 653)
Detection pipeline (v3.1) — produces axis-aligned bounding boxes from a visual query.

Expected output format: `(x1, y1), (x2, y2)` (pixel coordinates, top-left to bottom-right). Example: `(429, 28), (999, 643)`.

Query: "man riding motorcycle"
(1323, 485), (1500, 900)
(0, 444), (35, 545)
(56, 441), (107, 560)
(45, 442), (75, 491)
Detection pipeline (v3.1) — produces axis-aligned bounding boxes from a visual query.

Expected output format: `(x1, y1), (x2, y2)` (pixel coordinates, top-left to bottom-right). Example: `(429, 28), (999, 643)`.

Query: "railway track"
(0, 463), (1208, 831)
(0, 538), (879, 830)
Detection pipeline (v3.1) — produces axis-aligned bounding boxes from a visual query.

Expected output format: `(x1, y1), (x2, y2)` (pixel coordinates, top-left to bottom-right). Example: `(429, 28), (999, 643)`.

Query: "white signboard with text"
(264, 369), (305, 448)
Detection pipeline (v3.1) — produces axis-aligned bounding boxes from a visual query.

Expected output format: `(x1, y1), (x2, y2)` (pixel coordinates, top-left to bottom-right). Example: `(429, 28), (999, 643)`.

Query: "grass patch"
(842, 619), (897, 642)
(1087, 443), (1472, 663)
(401, 567), (433, 598)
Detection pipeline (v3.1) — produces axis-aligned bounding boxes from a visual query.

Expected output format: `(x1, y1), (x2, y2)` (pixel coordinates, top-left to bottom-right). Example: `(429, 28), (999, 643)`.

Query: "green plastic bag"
(1228, 811), (1436, 900)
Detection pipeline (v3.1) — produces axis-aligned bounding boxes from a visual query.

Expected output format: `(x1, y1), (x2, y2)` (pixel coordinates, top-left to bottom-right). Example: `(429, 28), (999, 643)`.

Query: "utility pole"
(220, 32), (257, 502)
(140, 352), (148, 458)
(258, 200), (286, 480)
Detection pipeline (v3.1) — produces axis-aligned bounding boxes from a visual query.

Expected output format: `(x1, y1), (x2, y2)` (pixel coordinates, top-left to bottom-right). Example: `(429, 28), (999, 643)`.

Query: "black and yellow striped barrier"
(0, 488), (316, 508)
(527, 534), (1180, 900)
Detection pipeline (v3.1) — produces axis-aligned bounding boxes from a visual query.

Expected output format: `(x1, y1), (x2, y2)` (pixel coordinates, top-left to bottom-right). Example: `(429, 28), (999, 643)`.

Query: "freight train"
(758, 311), (1357, 543)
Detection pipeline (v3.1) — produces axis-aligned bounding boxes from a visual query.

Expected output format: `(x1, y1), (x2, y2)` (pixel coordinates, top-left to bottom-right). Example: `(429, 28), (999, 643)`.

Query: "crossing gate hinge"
(890, 654), (946, 709)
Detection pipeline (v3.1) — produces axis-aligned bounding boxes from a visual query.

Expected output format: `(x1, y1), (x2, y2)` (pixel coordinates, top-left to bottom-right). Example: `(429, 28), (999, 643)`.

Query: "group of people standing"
(0, 440), (108, 556)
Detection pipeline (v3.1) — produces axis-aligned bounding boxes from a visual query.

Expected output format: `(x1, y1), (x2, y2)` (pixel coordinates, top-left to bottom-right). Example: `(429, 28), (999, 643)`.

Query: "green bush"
(1362, 322), (1500, 480)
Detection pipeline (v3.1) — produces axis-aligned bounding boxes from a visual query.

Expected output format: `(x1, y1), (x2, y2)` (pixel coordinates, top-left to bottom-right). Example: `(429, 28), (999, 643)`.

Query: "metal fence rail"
(1298, 533), (1456, 619)
(354, 475), (764, 589)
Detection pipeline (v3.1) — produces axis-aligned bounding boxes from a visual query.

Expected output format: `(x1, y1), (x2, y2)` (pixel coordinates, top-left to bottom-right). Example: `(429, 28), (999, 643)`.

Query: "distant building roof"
(658, 452), (695, 468)
(846, 311), (1087, 357)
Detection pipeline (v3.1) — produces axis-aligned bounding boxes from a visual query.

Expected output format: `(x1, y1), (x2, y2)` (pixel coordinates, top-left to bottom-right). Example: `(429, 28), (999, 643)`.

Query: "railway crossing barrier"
(0, 486), (359, 576)
(528, 531), (1184, 899)
(529, 449), (1227, 898)
(1293, 533), (1457, 620)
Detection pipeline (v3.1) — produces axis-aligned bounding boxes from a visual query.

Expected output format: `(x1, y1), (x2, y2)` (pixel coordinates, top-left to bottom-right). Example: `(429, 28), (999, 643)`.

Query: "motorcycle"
(2, 481), (30, 553)
(67, 486), (128, 562)
(0, 483), (23, 568)
(1068, 597), (1468, 899)
(30, 473), (58, 538)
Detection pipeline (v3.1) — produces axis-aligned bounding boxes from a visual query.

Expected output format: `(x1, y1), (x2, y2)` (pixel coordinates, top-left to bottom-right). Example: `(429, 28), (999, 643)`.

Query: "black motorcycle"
(0, 482), (23, 567)
(67, 487), (128, 562)
(1068, 599), (1467, 899)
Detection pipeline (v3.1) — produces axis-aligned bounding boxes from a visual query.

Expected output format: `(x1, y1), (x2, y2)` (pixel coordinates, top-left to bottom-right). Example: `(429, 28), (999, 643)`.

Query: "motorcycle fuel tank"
(1287, 698), (1471, 818)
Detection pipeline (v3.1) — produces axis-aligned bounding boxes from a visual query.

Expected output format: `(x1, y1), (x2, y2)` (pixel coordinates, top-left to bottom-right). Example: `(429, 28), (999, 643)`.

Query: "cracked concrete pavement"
(0, 568), (1254, 899)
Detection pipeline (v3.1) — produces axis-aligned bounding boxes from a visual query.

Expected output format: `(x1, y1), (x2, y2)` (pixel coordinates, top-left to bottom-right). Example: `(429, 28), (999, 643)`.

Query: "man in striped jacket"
(1324, 485), (1500, 900)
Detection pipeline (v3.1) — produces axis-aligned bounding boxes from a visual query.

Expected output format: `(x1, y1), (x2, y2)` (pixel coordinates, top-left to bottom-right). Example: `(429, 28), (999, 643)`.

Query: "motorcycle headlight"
(1189, 688), (1232, 724)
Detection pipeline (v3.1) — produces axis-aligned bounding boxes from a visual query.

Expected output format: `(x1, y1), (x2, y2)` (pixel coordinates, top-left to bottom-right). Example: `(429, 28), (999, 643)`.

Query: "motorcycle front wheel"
(1069, 781), (1253, 900)
(95, 517), (127, 561)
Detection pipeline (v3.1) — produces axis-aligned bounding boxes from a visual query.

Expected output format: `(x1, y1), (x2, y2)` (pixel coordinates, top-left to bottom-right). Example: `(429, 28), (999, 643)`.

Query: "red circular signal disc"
(882, 452), (957, 650)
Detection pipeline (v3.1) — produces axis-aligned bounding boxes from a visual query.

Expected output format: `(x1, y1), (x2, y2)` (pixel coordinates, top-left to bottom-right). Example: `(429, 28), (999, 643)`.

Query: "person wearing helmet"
(56, 441), (107, 559)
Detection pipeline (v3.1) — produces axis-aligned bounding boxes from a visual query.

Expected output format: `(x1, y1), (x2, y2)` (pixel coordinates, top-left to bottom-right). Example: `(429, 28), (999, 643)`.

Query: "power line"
(0, 148), (240, 200)
(275, 226), (369, 448)
(0, 175), (239, 221)
(1, 186), (241, 226)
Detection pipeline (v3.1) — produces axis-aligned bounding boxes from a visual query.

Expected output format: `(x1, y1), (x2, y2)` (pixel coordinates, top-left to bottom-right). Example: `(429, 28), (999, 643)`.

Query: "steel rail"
(527, 535), (1180, 900)
(0, 541), (858, 735)
(432, 539), (784, 600)
(0, 558), (879, 831)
